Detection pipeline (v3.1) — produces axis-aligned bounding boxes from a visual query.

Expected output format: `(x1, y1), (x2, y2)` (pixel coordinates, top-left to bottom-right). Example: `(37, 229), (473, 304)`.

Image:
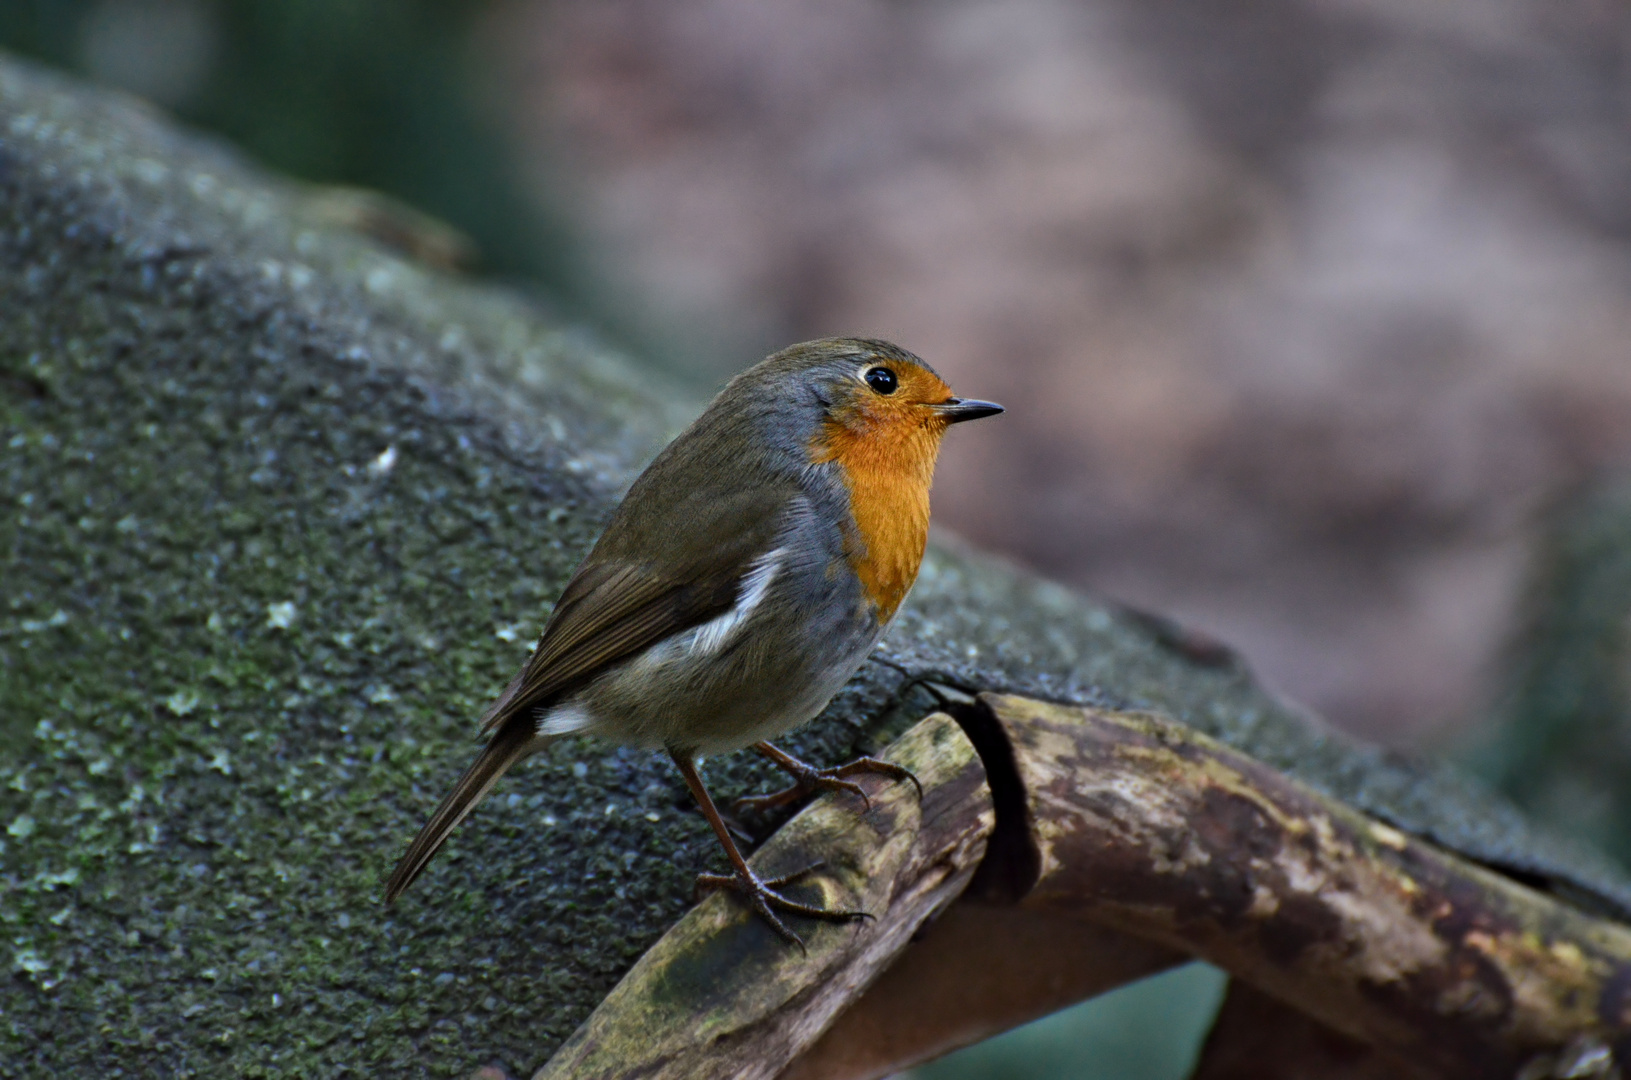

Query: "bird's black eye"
(864, 366), (898, 395)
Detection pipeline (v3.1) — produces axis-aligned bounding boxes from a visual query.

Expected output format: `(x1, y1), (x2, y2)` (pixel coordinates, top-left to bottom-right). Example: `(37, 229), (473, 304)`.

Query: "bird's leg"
(733, 741), (923, 816)
(670, 751), (868, 950)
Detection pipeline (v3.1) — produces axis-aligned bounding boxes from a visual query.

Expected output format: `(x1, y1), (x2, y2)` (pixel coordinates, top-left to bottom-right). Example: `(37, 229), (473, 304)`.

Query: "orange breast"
(812, 417), (940, 623)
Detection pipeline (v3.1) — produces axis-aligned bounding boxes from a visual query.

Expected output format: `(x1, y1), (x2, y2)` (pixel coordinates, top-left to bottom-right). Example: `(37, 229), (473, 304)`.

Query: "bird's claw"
(831, 756), (923, 801)
(695, 862), (870, 950)
(731, 755), (922, 816)
(733, 774), (868, 815)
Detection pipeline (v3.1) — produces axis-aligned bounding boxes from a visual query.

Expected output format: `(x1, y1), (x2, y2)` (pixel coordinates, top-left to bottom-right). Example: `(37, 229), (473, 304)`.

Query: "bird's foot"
(733, 749), (923, 816)
(694, 862), (870, 950)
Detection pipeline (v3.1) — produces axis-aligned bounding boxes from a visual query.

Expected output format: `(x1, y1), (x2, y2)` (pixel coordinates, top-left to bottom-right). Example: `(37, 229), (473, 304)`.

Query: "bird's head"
(803, 338), (1001, 436)
(707, 338), (1002, 620)
(742, 338), (1002, 482)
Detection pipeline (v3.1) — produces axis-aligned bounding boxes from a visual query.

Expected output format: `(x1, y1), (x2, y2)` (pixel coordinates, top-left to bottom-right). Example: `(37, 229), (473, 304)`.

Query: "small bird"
(383, 338), (1002, 943)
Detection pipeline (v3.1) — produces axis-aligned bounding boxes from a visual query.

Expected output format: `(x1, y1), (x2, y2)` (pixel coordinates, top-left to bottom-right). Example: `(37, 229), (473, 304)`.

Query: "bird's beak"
(934, 397), (1005, 423)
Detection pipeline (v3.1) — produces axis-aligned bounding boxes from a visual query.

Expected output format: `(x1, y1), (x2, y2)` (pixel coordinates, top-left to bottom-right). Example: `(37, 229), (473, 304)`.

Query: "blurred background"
(9, 0), (1631, 1076)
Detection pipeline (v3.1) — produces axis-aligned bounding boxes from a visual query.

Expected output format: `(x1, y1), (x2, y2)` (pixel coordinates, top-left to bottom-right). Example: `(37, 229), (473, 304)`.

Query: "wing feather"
(479, 482), (796, 735)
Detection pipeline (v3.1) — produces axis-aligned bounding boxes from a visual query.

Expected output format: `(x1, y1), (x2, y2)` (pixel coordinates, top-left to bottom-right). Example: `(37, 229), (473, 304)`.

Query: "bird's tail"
(383, 721), (539, 905)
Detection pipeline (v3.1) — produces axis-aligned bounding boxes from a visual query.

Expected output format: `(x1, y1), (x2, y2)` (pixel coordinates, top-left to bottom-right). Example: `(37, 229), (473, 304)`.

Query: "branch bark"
(1189, 981), (1400, 1080)
(782, 904), (1183, 1080)
(983, 692), (1631, 1079)
(537, 695), (1631, 1079)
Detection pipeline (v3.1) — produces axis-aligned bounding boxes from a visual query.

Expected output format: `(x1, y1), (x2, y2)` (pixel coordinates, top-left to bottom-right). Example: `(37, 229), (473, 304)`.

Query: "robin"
(383, 338), (1002, 944)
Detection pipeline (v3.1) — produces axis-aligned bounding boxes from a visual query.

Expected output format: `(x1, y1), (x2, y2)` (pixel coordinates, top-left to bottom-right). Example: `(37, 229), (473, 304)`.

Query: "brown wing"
(478, 481), (795, 735)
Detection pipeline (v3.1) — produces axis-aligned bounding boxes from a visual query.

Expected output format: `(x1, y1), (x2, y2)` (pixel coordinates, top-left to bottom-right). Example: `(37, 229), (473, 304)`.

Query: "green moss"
(0, 56), (700, 1080)
(0, 248), (638, 1076)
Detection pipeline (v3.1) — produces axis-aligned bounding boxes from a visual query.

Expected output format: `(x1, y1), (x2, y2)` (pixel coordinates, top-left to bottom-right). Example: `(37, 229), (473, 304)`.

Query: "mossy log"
(989, 695), (1631, 1079)
(553, 697), (1631, 1079)
(4, 52), (1631, 1078)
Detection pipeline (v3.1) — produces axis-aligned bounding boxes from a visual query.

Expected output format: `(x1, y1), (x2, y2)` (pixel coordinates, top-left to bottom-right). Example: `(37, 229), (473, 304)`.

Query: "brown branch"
(984, 692), (1631, 1079)
(782, 904), (1183, 1080)
(534, 695), (1631, 1080)
(1190, 980), (1401, 1080)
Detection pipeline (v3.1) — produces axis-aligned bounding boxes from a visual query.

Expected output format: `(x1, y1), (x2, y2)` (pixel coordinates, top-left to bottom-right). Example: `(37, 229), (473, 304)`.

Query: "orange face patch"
(809, 361), (956, 622)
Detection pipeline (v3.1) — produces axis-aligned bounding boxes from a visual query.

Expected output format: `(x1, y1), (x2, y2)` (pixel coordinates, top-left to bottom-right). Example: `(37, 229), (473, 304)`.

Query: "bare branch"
(533, 693), (1631, 1079)
(1191, 980), (1402, 1080)
(985, 692), (1631, 1079)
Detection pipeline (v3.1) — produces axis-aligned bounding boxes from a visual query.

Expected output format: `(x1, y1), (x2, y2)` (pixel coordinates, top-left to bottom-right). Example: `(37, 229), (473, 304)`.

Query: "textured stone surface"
(1, 54), (1627, 1078)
